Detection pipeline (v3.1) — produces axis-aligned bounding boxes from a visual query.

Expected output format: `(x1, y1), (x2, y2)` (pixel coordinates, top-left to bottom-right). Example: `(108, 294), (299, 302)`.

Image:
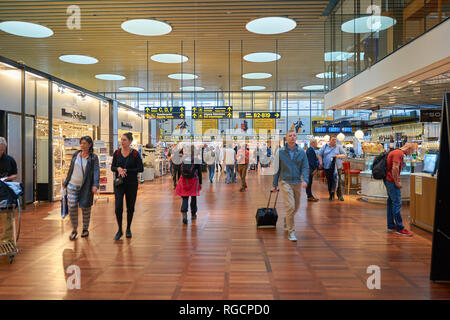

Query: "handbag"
(114, 150), (130, 187)
(61, 191), (69, 219)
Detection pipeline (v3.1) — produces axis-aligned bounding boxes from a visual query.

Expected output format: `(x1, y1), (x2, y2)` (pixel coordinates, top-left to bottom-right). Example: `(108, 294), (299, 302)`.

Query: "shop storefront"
(117, 107), (143, 147)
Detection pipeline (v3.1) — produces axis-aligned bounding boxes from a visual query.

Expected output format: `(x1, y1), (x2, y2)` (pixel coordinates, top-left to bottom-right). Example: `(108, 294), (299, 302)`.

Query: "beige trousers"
(238, 164), (249, 189)
(280, 180), (301, 234)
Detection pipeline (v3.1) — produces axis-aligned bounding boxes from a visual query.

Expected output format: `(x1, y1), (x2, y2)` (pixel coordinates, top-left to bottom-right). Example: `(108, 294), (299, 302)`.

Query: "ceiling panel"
(0, 0), (329, 93)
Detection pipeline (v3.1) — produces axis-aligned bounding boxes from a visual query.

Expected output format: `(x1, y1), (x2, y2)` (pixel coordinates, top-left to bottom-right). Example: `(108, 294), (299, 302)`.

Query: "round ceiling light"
(324, 51), (349, 62)
(246, 17), (296, 35)
(151, 53), (188, 63)
(316, 72), (346, 79)
(59, 55), (98, 64)
(180, 86), (204, 91)
(121, 19), (172, 36)
(118, 86), (144, 92)
(168, 73), (198, 80)
(95, 74), (126, 81)
(0, 21), (53, 38)
(242, 86), (266, 91)
(341, 16), (396, 33)
(303, 85), (326, 90)
(244, 52), (281, 63)
(242, 73), (272, 79)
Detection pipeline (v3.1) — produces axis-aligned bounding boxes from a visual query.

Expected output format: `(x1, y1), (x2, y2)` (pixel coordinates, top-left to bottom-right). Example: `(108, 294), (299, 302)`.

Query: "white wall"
(0, 67), (21, 112)
(52, 86), (100, 125)
(117, 108), (142, 132)
(324, 19), (450, 109)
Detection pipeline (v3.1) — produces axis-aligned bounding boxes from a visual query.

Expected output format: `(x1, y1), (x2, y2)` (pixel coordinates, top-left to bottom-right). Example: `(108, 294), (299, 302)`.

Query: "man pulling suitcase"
(272, 130), (309, 242)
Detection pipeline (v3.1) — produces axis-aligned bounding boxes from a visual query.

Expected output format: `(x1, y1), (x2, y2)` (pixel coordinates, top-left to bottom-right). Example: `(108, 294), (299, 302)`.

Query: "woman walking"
(63, 136), (100, 240)
(111, 132), (144, 240)
(175, 145), (202, 224)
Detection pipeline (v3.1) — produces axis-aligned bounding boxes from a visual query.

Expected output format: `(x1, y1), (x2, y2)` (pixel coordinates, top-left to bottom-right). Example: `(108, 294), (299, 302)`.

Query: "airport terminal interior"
(0, 0), (449, 300)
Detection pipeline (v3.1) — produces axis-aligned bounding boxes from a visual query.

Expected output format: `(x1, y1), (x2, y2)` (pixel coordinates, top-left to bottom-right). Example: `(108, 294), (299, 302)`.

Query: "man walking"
(237, 143), (250, 192)
(306, 138), (319, 202)
(384, 143), (414, 236)
(224, 144), (236, 184)
(272, 130), (309, 242)
(318, 135), (346, 201)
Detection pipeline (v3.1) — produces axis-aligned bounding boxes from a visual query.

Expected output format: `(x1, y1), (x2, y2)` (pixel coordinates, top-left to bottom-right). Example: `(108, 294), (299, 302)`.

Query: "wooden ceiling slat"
(0, 0), (328, 92)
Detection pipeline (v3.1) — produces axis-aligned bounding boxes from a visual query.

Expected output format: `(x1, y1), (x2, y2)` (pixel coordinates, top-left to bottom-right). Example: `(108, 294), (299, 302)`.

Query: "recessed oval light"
(341, 16), (396, 33)
(95, 74), (126, 81)
(168, 73), (198, 80)
(118, 86), (144, 92)
(180, 86), (204, 91)
(303, 85), (325, 90)
(246, 17), (296, 35)
(0, 21), (53, 38)
(242, 73), (272, 79)
(242, 86), (266, 91)
(151, 54), (188, 63)
(59, 55), (98, 64)
(121, 19), (172, 36)
(316, 72), (347, 79)
(244, 52), (280, 63)
(324, 51), (349, 62)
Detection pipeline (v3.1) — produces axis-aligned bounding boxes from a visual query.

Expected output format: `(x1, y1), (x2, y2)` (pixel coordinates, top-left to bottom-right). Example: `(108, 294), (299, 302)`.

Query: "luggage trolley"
(0, 180), (23, 264)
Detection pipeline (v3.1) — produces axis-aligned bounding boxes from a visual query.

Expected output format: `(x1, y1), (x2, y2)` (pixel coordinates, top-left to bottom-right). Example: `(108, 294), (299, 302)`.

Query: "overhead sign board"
(192, 106), (233, 119)
(239, 112), (280, 119)
(145, 107), (185, 119)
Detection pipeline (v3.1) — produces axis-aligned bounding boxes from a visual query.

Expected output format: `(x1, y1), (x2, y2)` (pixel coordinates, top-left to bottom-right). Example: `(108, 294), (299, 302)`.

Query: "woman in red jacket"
(175, 145), (202, 224)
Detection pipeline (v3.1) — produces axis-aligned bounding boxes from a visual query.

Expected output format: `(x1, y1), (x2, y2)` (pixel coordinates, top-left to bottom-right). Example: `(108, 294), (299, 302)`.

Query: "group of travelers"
(0, 129), (415, 244)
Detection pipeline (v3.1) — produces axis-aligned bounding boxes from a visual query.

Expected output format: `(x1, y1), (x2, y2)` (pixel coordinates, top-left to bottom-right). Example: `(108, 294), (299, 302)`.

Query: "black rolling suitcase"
(255, 190), (279, 228)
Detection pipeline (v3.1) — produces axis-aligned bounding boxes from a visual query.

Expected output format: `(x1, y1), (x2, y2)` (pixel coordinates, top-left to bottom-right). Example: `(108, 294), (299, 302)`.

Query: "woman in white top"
(63, 136), (100, 240)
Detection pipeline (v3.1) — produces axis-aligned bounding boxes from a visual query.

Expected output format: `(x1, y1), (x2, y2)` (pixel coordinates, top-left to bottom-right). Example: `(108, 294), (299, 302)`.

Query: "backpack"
(372, 150), (391, 180)
(181, 162), (196, 179)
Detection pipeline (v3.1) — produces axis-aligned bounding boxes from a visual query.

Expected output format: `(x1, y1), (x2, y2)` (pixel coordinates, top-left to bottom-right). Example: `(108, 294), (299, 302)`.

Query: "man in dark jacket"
(306, 138), (320, 202)
(0, 137), (18, 244)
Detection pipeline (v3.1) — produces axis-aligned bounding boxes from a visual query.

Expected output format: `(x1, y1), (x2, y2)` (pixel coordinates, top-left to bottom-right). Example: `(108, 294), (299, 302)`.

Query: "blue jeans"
(208, 165), (215, 181)
(226, 165), (236, 183)
(384, 179), (405, 231)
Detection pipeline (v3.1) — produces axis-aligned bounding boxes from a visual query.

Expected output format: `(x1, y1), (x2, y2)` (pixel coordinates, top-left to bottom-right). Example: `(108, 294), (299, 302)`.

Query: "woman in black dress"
(111, 132), (144, 240)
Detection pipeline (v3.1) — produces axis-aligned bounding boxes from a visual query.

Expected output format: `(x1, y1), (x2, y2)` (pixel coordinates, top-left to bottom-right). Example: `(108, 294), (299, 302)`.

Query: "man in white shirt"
(223, 144), (236, 184)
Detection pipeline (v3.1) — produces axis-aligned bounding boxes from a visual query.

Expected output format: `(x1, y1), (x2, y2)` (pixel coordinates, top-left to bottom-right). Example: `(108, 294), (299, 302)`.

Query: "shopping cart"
(0, 180), (23, 264)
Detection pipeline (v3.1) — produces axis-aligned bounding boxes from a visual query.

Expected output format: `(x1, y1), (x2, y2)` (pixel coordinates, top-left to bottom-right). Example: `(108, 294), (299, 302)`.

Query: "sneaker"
(338, 196), (344, 201)
(307, 197), (319, 202)
(387, 228), (396, 233)
(182, 212), (188, 224)
(191, 213), (197, 220)
(287, 232), (297, 242)
(396, 228), (413, 236)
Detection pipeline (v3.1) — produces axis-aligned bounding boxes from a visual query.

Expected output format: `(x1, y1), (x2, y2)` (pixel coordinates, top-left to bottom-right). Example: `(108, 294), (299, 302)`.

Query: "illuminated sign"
(239, 112), (280, 119)
(145, 107), (185, 119)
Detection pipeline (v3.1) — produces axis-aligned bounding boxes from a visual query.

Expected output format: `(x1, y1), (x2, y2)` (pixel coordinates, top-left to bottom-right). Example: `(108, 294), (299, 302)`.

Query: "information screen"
(314, 127), (327, 133)
(328, 127), (340, 133)
(423, 153), (438, 173)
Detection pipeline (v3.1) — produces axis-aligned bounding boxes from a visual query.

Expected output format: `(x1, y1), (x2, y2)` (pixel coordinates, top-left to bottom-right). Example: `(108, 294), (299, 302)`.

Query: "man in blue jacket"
(306, 138), (320, 202)
(272, 130), (309, 242)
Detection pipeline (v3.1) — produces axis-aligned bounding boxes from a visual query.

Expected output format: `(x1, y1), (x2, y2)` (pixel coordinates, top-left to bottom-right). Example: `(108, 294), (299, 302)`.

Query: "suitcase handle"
(266, 190), (279, 211)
